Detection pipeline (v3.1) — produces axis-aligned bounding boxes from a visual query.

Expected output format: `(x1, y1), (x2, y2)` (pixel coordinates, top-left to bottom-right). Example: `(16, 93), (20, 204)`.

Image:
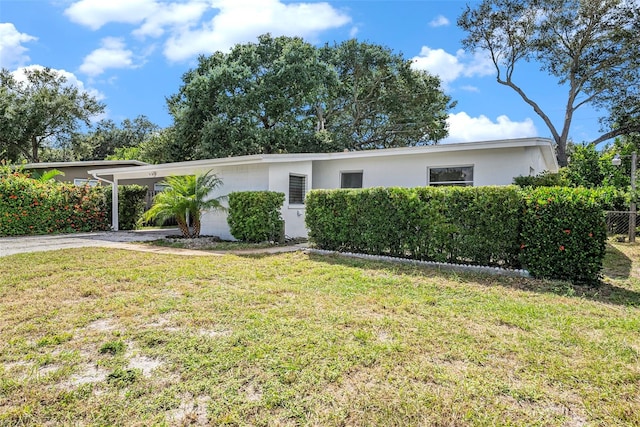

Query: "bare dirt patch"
(199, 328), (232, 338)
(168, 393), (211, 425)
(127, 355), (162, 377)
(86, 318), (118, 332)
(63, 364), (108, 388)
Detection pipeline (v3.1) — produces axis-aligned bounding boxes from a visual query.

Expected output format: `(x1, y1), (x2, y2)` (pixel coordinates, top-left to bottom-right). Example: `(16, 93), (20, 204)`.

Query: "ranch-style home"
(89, 137), (559, 239)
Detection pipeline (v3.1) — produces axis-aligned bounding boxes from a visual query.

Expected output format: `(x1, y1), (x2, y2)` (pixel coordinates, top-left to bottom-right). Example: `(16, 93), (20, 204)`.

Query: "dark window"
(289, 174), (306, 204)
(341, 171), (363, 188)
(428, 166), (474, 186)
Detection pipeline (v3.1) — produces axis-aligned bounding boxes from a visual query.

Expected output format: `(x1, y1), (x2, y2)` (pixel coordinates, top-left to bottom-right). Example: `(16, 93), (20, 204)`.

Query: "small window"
(289, 174), (306, 204)
(154, 183), (170, 192)
(74, 178), (99, 187)
(428, 166), (474, 186)
(341, 171), (363, 188)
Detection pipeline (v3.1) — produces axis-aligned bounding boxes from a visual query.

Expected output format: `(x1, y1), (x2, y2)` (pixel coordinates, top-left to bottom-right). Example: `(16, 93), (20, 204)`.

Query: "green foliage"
(99, 340), (126, 355)
(227, 191), (285, 243)
(168, 34), (452, 161)
(0, 171), (109, 236)
(306, 186), (522, 267)
(513, 171), (570, 188)
(519, 187), (608, 284)
(563, 144), (605, 188)
(106, 127), (178, 164)
(106, 368), (140, 388)
(142, 170), (224, 238)
(31, 169), (65, 183)
(306, 186), (608, 283)
(458, 0), (640, 166)
(318, 39), (453, 150)
(104, 185), (148, 230)
(0, 67), (105, 163)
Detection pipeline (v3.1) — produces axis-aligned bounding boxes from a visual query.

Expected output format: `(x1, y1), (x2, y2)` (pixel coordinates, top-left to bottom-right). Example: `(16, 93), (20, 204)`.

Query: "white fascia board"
(23, 160), (147, 169)
(90, 137), (555, 179)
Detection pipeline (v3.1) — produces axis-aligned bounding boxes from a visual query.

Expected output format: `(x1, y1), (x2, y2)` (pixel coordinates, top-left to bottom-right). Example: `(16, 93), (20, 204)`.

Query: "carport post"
(112, 178), (119, 231)
(91, 172), (120, 231)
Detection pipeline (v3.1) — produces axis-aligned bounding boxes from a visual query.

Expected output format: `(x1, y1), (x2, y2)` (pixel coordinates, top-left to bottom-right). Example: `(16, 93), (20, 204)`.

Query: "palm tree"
(142, 170), (224, 238)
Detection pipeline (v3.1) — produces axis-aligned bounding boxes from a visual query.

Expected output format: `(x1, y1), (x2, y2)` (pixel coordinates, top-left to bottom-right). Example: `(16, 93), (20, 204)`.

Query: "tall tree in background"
(169, 34), (337, 160)
(169, 34), (453, 160)
(458, 0), (640, 167)
(320, 40), (452, 150)
(58, 115), (159, 161)
(0, 67), (104, 163)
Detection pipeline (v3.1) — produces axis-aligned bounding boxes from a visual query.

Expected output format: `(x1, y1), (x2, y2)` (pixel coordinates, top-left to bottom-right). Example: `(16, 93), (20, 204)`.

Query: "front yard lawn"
(1, 243), (639, 426)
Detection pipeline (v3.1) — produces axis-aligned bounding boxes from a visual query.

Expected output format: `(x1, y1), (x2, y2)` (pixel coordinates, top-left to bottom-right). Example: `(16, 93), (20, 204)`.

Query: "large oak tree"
(168, 34), (453, 160)
(0, 67), (104, 163)
(458, 0), (640, 166)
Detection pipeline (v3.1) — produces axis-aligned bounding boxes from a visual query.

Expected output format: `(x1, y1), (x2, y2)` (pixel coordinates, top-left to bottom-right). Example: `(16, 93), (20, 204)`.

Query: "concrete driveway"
(0, 229), (181, 257)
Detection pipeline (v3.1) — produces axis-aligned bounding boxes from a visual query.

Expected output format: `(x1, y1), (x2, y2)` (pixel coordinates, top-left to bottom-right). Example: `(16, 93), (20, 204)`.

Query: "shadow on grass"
(602, 242), (633, 279)
(237, 250), (640, 308)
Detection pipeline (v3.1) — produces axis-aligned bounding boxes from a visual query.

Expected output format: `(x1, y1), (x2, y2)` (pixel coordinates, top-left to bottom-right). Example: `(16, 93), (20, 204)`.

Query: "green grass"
(1, 242), (639, 426)
(147, 238), (294, 251)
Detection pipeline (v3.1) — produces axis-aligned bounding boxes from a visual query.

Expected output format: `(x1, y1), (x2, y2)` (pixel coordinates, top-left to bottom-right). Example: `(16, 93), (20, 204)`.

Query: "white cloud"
(460, 85), (480, 93)
(349, 26), (359, 38)
(12, 65), (105, 100)
(132, 1), (209, 38)
(64, 0), (157, 30)
(79, 37), (136, 76)
(411, 46), (495, 86)
(429, 15), (450, 27)
(412, 47), (464, 85)
(163, 0), (351, 61)
(443, 112), (537, 143)
(0, 23), (37, 69)
(64, 0), (351, 62)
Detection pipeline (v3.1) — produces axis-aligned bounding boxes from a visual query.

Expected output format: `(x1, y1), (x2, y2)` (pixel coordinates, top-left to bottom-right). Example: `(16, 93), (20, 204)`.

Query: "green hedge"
(306, 186), (608, 284)
(227, 191), (285, 242)
(104, 185), (149, 230)
(306, 187), (522, 267)
(519, 187), (607, 283)
(0, 172), (109, 236)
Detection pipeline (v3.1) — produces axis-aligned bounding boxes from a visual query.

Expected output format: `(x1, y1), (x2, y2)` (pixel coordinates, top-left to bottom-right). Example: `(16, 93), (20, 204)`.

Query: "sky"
(0, 0), (606, 145)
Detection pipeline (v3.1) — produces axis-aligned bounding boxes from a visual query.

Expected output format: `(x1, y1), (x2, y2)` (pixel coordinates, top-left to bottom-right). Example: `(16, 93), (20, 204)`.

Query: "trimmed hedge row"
(305, 186), (608, 284)
(520, 187), (607, 283)
(227, 191), (285, 242)
(104, 185), (149, 230)
(0, 172), (109, 236)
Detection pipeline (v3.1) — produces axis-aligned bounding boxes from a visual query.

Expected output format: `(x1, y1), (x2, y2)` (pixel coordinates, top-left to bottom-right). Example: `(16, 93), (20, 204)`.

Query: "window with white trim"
(154, 183), (170, 192)
(428, 166), (474, 186)
(73, 178), (99, 187)
(340, 171), (363, 188)
(289, 174), (306, 204)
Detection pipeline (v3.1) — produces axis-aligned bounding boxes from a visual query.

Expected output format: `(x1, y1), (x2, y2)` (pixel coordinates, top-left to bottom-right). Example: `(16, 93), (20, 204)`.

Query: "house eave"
(89, 137), (558, 179)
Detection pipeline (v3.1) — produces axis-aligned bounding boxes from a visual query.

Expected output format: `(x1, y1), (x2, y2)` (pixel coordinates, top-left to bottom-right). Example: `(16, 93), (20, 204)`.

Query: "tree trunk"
(176, 218), (190, 238)
(192, 216), (201, 238)
(31, 136), (39, 163)
(556, 139), (569, 167)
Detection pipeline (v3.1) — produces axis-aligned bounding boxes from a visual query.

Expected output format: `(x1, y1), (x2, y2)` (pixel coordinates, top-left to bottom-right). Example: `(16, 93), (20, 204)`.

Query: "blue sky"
(1, 0), (605, 145)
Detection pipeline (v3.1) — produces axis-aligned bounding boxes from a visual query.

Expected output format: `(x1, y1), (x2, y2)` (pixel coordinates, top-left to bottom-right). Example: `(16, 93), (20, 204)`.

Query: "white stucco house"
(89, 137), (558, 239)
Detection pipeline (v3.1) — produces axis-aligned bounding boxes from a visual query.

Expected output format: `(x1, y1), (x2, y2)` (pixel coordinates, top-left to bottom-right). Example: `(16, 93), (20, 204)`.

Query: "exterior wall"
(267, 161), (313, 239)
(312, 147), (539, 189)
(199, 164), (269, 239)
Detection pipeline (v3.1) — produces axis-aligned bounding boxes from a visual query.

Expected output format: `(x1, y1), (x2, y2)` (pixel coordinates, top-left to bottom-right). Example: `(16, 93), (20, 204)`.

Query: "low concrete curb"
(304, 248), (531, 278)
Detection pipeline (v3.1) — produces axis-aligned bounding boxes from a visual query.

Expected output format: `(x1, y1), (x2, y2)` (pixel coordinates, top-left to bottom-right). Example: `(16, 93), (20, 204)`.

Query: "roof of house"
(89, 137), (558, 180)
(22, 160), (147, 169)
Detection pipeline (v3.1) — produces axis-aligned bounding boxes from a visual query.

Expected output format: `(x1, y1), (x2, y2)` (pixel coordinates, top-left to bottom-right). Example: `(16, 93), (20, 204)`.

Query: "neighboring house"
(90, 137), (559, 238)
(22, 160), (164, 207)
